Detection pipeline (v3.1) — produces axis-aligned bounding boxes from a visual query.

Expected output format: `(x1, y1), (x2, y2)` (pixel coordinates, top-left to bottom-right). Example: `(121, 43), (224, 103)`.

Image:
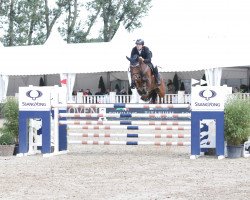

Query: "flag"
(60, 79), (67, 84)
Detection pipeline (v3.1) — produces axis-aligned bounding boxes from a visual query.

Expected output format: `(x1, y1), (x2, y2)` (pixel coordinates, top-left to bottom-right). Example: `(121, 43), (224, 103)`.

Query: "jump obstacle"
(55, 103), (192, 149)
(18, 85), (227, 159)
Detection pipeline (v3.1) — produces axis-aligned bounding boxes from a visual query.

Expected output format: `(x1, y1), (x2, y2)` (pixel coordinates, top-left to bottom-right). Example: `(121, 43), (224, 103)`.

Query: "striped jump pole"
(54, 103), (190, 109)
(68, 133), (191, 138)
(68, 141), (191, 146)
(59, 113), (191, 119)
(67, 125), (191, 130)
(59, 120), (191, 126)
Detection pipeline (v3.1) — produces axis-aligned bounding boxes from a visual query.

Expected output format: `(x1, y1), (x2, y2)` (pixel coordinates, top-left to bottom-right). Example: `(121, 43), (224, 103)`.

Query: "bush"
(224, 97), (250, 145)
(0, 97), (19, 145)
(0, 133), (15, 145)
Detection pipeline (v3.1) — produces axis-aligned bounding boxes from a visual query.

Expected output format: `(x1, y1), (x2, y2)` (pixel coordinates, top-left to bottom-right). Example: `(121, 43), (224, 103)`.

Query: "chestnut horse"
(126, 55), (165, 103)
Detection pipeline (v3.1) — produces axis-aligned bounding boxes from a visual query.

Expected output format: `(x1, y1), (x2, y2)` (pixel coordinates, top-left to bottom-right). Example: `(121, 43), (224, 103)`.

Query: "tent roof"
(1, 26), (250, 76)
(1, 27), (250, 76)
(1, 32), (250, 76)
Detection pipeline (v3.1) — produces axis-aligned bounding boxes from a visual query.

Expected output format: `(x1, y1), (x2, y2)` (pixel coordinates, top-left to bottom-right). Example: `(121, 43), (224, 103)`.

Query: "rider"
(130, 39), (161, 89)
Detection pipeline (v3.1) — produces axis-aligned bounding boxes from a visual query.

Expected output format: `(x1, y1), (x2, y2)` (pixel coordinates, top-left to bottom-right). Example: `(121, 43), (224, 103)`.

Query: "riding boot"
(130, 80), (136, 89)
(154, 66), (161, 86)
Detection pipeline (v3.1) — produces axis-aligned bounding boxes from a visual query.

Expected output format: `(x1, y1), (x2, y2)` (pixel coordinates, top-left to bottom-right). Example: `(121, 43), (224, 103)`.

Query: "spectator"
(233, 87), (239, 93)
(83, 89), (92, 95)
(167, 79), (174, 94)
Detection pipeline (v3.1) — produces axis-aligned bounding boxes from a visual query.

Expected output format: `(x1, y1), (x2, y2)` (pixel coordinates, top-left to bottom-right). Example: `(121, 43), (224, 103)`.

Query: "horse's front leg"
(141, 94), (150, 102)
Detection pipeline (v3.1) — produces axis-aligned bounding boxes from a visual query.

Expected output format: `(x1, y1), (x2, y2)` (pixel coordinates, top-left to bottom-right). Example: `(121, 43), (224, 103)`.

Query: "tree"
(65, 0), (153, 42)
(173, 73), (179, 93)
(39, 77), (45, 86)
(88, 0), (152, 42)
(115, 83), (120, 93)
(180, 82), (185, 91)
(98, 76), (106, 93)
(1, 0), (66, 46)
(1, 0), (153, 45)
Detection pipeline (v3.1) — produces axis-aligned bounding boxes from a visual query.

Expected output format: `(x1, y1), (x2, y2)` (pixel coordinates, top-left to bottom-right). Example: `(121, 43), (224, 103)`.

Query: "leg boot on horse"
(130, 80), (136, 89)
(153, 66), (161, 86)
(130, 70), (136, 89)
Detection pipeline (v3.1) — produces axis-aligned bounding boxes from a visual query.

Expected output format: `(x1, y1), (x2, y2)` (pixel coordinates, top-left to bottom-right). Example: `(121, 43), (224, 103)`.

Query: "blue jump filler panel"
(191, 111), (224, 156)
(19, 111), (51, 154)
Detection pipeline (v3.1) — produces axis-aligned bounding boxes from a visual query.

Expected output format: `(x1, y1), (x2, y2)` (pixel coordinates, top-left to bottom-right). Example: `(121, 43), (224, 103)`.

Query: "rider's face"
(136, 44), (143, 51)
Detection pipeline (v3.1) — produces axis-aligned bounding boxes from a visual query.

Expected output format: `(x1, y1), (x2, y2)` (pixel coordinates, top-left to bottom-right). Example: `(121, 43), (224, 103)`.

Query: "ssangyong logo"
(199, 90), (217, 101)
(26, 90), (43, 100)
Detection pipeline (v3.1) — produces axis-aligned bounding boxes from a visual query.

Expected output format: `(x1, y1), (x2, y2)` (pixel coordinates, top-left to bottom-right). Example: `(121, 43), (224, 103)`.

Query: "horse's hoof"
(141, 97), (150, 101)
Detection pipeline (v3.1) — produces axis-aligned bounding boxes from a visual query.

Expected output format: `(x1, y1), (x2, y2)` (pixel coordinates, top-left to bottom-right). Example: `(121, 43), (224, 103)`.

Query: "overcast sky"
(131, 0), (250, 44)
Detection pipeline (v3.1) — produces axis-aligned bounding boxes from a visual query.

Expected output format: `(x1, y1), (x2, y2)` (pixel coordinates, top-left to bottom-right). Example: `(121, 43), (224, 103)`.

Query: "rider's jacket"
(130, 46), (152, 64)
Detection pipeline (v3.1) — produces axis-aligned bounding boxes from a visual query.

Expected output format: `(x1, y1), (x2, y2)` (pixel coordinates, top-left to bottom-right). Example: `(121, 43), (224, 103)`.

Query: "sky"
(130, 0), (250, 45)
(121, 0), (250, 69)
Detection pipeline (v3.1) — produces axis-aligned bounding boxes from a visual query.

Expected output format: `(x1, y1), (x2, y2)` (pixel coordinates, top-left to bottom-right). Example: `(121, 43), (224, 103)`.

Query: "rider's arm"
(143, 47), (152, 63)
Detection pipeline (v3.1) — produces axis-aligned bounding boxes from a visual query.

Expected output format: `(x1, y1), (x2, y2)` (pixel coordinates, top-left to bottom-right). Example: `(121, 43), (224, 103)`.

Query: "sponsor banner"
(19, 86), (51, 111)
(191, 86), (227, 111)
(67, 107), (191, 121)
(19, 86), (67, 111)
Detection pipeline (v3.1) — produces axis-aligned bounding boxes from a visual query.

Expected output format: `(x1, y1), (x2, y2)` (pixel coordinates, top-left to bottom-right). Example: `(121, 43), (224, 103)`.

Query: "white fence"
(75, 92), (190, 104)
(231, 93), (250, 100)
(74, 92), (250, 104)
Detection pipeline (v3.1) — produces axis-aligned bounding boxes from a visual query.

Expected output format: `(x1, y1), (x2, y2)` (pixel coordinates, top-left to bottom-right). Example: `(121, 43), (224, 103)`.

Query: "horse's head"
(126, 55), (139, 66)
(126, 55), (141, 81)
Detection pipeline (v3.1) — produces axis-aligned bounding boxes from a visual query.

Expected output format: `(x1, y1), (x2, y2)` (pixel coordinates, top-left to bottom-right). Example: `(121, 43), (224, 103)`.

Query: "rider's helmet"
(135, 39), (144, 45)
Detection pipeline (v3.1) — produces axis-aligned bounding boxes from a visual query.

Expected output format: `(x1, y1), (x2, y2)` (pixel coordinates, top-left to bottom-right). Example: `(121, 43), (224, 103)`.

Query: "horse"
(126, 55), (166, 104)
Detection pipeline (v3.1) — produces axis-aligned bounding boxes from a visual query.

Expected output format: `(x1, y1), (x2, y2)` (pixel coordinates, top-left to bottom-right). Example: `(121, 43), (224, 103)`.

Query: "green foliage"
(1, 0), (152, 45)
(98, 76), (106, 93)
(39, 77), (45, 86)
(115, 84), (120, 92)
(173, 73), (179, 93)
(224, 98), (250, 145)
(0, 133), (15, 145)
(0, 97), (19, 145)
(180, 82), (185, 91)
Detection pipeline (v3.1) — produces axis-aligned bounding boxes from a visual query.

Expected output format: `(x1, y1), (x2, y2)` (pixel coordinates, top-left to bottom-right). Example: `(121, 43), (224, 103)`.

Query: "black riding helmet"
(135, 39), (144, 45)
